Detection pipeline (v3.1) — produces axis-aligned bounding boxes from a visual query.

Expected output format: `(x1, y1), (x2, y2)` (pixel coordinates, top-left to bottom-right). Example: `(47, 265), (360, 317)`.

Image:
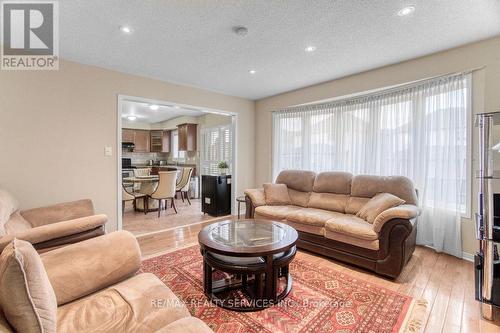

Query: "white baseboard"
(462, 251), (475, 262)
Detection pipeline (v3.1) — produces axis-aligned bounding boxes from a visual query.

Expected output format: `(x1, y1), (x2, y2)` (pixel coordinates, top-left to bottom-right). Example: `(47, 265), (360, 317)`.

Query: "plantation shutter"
(201, 125), (232, 175)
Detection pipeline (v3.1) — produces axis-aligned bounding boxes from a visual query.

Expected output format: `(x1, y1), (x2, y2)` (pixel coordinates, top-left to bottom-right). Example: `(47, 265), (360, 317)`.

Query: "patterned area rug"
(140, 245), (427, 333)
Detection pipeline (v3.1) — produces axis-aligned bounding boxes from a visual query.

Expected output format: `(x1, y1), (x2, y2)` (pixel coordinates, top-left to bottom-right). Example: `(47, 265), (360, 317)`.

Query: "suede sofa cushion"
(356, 193), (405, 223)
(254, 205), (301, 220)
(308, 192), (349, 213)
(286, 208), (345, 227)
(0, 239), (57, 333)
(276, 170), (316, 192)
(325, 215), (378, 240)
(157, 317), (214, 333)
(312, 171), (352, 194)
(0, 190), (19, 237)
(263, 183), (291, 205)
(57, 273), (191, 333)
(351, 175), (417, 205)
(287, 189), (311, 207)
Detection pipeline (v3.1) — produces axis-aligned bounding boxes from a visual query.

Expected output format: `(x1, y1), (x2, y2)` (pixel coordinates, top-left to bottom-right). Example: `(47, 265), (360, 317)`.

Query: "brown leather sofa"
(0, 190), (106, 253)
(245, 170), (420, 278)
(0, 231), (213, 332)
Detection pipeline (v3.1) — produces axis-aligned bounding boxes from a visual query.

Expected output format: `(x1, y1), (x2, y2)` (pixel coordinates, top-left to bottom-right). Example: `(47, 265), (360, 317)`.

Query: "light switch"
(104, 146), (113, 156)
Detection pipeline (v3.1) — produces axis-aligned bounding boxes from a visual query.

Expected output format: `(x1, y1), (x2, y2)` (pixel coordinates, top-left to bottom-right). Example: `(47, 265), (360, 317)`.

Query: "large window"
(273, 73), (471, 256)
(201, 125), (232, 175)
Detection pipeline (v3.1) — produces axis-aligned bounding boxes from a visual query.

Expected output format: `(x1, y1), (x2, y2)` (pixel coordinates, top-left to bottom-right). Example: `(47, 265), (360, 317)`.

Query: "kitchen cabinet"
(177, 123), (197, 151)
(133, 130), (150, 152)
(150, 130), (163, 152)
(162, 130), (171, 153)
(122, 129), (135, 143)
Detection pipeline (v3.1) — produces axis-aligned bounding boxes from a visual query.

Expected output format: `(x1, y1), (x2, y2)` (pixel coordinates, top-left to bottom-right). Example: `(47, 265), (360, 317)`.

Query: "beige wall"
(0, 59), (255, 232)
(255, 36), (500, 255)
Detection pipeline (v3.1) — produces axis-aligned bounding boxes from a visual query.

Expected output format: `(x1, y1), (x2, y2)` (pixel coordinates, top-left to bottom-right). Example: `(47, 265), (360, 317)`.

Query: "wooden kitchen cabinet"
(122, 129), (135, 143)
(177, 123), (197, 151)
(162, 130), (171, 153)
(150, 130), (163, 152)
(133, 130), (150, 152)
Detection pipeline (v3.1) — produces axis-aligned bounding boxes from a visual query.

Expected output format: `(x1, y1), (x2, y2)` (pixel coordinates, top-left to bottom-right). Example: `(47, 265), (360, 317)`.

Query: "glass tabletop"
(209, 221), (286, 248)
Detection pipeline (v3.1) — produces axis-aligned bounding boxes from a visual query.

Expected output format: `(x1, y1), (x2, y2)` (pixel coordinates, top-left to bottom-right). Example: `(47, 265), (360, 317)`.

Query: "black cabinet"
(201, 175), (231, 216)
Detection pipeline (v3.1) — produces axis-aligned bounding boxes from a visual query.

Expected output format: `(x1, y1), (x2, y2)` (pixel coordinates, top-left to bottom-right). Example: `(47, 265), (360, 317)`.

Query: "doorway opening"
(117, 95), (237, 236)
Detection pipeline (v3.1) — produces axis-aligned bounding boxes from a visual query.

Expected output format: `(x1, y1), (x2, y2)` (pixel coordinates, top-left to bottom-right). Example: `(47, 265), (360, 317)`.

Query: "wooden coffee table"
(198, 219), (298, 311)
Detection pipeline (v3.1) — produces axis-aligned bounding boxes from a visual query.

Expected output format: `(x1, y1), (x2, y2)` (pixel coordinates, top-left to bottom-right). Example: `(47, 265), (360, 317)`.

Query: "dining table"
(123, 175), (161, 212)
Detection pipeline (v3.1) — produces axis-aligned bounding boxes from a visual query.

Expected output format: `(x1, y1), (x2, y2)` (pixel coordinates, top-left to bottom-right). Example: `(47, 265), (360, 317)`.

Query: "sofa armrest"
(0, 214), (107, 252)
(372, 204), (420, 233)
(244, 189), (266, 207)
(20, 199), (95, 227)
(41, 230), (141, 306)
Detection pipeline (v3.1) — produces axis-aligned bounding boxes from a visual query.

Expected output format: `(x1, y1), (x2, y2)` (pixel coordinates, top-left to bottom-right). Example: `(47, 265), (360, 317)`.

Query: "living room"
(0, 1), (499, 332)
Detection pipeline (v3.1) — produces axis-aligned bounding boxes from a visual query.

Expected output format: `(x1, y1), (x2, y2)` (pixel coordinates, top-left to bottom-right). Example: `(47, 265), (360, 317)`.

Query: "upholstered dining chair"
(133, 168), (151, 192)
(149, 171), (178, 217)
(121, 184), (147, 215)
(175, 167), (193, 205)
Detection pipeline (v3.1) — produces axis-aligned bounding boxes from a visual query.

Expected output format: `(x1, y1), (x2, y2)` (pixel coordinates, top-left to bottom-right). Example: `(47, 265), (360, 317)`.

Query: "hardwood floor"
(123, 198), (231, 236)
(137, 218), (500, 332)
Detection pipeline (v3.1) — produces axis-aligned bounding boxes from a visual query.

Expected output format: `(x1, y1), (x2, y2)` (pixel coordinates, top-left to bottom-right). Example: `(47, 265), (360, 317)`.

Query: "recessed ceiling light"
(173, 105), (180, 109)
(233, 26), (248, 37)
(149, 104), (159, 110)
(249, 69), (256, 74)
(397, 6), (415, 16)
(127, 116), (137, 121)
(305, 46), (316, 52)
(120, 25), (133, 33)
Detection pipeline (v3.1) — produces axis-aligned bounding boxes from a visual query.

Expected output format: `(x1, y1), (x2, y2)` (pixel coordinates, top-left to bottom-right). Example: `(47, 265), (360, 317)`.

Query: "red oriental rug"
(140, 245), (427, 333)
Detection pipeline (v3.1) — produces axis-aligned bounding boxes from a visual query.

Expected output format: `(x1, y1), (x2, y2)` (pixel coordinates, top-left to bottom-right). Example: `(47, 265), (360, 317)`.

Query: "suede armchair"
(0, 231), (213, 332)
(0, 190), (106, 253)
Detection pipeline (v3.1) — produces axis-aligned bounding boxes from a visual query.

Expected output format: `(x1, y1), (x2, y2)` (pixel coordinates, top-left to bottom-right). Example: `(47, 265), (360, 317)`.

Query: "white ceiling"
(60, 1), (500, 100)
(121, 100), (205, 123)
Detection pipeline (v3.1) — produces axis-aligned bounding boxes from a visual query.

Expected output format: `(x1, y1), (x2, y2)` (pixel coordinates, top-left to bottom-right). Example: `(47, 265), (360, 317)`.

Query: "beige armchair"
(149, 171), (178, 217)
(176, 167), (193, 205)
(0, 190), (106, 253)
(0, 231), (213, 332)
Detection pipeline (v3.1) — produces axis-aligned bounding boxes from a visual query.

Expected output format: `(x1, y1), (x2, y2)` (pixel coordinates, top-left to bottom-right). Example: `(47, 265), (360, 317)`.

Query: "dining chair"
(122, 184), (147, 215)
(176, 167), (193, 205)
(149, 171), (178, 217)
(133, 168), (151, 192)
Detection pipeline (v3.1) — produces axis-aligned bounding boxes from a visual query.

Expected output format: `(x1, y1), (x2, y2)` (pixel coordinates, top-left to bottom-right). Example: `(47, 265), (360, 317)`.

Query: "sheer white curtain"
(272, 73), (471, 257)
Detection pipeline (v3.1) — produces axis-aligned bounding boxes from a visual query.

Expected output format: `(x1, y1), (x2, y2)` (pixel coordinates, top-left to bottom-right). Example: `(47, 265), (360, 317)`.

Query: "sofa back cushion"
(0, 190), (19, 237)
(345, 197), (371, 215)
(351, 175), (418, 205)
(313, 172), (352, 194)
(308, 193), (349, 213)
(276, 170), (316, 192)
(263, 183), (291, 205)
(0, 239), (57, 333)
(286, 189), (309, 207)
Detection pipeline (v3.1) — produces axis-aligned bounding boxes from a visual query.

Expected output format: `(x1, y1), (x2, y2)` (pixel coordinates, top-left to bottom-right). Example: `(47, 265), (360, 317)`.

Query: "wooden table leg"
(203, 260), (212, 295)
(255, 273), (264, 299)
(238, 201), (241, 219)
(265, 254), (275, 302)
